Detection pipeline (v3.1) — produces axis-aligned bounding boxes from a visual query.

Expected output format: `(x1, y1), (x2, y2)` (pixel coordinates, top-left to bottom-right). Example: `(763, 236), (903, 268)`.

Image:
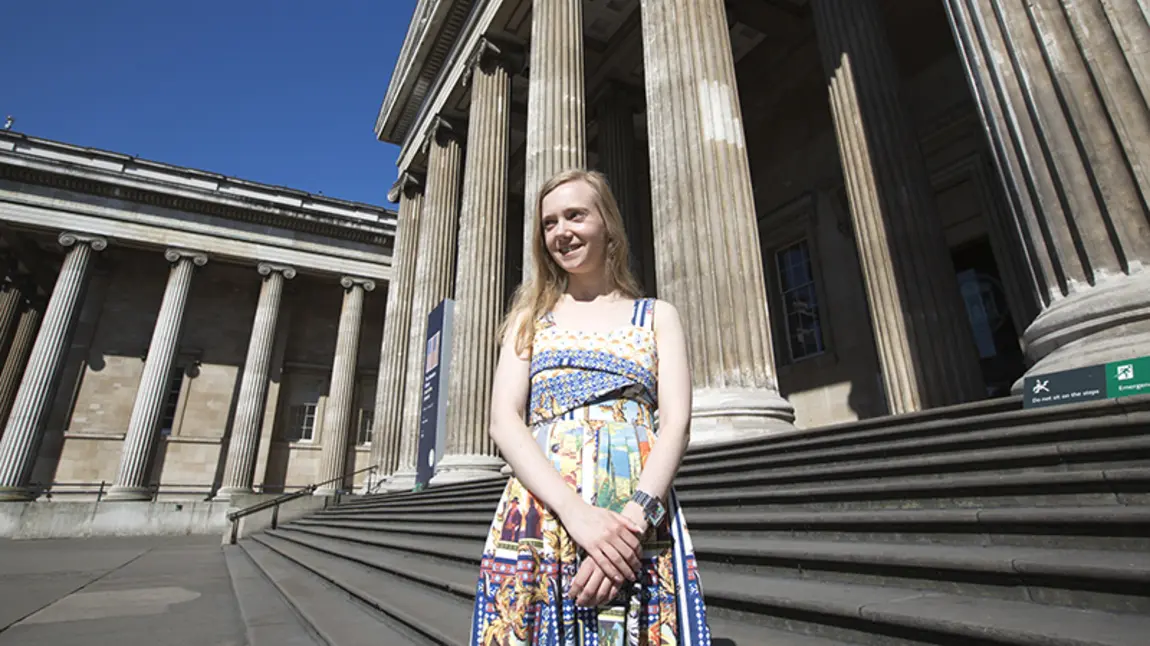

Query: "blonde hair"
(501, 169), (643, 355)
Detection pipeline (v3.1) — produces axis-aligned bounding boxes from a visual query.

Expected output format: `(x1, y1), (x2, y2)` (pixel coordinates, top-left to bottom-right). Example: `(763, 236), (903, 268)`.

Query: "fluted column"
(0, 303), (42, 434)
(640, 0), (795, 444)
(315, 276), (374, 495)
(432, 38), (516, 486)
(0, 233), (105, 500)
(811, 0), (986, 413)
(216, 263), (295, 499)
(945, 0), (1150, 383)
(523, 0), (586, 278)
(595, 83), (656, 294)
(388, 119), (464, 492)
(365, 174), (425, 492)
(0, 282), (23, 361)
(106, 249), (207, 501)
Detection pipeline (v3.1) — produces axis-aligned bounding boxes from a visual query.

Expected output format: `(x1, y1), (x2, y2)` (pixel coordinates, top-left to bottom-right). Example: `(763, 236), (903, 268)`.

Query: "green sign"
(1106, 356), (1150, 399)
(1023, 355), (1150, 408)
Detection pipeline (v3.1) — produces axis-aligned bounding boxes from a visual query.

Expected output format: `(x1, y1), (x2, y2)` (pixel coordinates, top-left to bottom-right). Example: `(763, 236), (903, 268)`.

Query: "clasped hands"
(564, 500), (649, 607)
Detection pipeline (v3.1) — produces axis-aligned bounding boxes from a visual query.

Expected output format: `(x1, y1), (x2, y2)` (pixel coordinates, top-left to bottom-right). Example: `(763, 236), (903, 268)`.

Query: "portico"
(0, 131), (396, 501)
(371, 0), (1150, 487)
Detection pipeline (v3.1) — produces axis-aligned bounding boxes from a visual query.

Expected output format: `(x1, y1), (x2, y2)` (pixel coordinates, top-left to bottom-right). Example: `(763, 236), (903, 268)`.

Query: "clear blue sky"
(2, 0), (418, 207)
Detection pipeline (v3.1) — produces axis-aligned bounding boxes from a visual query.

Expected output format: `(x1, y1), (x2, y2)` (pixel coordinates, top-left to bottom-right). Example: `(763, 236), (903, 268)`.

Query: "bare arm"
(487, 312), (584, 520)
(488, 313), (643, 584)
(625, 300), (692, 524)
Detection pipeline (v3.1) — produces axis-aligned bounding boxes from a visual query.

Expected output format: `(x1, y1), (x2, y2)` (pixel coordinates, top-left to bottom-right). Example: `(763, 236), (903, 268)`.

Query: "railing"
(28, 481), (218, 501)
(224, 465), (378, 545)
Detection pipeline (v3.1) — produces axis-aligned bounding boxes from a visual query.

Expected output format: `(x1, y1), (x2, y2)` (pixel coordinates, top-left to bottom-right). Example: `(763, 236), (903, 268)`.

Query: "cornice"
(0, 162), (392, 249)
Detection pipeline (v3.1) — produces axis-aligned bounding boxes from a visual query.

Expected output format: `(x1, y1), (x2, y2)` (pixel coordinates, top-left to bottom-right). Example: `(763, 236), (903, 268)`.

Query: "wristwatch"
(630, 489), (666, 527)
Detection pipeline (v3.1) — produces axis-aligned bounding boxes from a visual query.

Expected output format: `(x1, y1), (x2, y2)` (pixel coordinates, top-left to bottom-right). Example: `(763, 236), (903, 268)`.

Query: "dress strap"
(630, 298), (655, 329)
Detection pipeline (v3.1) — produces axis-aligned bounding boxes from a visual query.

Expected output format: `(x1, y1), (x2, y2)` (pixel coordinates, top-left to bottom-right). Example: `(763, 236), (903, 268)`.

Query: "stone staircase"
(224, 395), (1150, 645)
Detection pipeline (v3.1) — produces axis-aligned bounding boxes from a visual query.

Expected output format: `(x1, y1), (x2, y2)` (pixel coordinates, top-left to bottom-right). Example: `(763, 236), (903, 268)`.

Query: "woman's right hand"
(561, 501), (644, 583)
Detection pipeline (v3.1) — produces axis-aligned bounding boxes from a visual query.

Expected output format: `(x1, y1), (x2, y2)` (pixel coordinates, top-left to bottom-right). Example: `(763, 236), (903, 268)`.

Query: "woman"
(468, 169), (712, 645)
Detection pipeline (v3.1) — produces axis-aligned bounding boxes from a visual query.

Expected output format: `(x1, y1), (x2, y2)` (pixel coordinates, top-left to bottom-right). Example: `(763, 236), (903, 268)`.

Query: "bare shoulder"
(651, 299), (682, 327)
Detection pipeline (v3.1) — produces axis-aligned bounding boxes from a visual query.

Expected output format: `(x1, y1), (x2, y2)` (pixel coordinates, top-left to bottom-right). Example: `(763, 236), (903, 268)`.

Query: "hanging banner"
(1022, 355), (1150, 408)
(414, 298), (455, 490)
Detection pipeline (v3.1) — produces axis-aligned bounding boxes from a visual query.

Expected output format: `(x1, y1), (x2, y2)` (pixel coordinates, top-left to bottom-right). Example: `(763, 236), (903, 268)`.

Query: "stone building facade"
(371, 0), (1150, 487)
(0, 131), (395, 501)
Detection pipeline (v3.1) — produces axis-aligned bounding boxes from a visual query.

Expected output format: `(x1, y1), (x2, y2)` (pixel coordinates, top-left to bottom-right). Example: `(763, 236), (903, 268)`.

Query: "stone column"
(315, 276), (374, 495)
(810, 0), (986, 413)
(0, 282), (23, 360)
(945, 0), (1150, 383)
(216, 263), (295, 499)
(366, 173), (424, 492)
(106, 249), (207, 501)
(594, 82), (656, 294)
(388, 118), (464, 491)
(432, 38), (516, 486)
(639, 0), (795, 444)
(523, 0), (587, 278)
(0, 303), (42, 433)
(0, 233), (105, 500)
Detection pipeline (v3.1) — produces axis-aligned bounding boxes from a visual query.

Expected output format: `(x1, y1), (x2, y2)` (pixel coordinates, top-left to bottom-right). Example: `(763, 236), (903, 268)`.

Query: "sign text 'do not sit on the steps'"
(1023, 355), (1150, 409)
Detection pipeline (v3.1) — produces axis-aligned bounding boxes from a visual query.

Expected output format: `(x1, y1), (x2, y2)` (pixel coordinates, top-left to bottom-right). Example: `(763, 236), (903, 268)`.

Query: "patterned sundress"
(469, 298), (713, 646)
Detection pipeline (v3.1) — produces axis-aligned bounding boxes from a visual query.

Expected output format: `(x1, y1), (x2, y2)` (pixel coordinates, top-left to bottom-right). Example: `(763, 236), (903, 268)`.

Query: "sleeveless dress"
(468, 298), (713, 646)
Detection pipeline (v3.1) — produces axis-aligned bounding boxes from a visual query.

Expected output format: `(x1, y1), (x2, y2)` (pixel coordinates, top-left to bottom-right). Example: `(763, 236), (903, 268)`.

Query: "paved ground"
(0, 535), (246, 646)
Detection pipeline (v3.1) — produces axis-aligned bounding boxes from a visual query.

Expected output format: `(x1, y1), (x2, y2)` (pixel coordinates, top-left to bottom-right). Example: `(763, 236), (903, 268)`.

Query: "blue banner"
(414, 298), (454, 490)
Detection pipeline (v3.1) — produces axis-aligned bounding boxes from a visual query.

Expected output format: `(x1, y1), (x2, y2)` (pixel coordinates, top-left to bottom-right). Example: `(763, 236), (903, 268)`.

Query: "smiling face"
(540, 179), (610, 276)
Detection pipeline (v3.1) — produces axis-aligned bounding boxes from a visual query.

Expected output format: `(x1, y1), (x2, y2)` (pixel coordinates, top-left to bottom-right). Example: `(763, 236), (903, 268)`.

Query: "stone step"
(675, 434), (1150, 492)
(239, 538), (429, 645)
(223, 544), (321, 646)
(679, 407), (1149, 478)
(271, 526), (868, 646)
(252, 532), (472, 645)
(703, 570), (1150, 646)
(693, 535), (1150, 615)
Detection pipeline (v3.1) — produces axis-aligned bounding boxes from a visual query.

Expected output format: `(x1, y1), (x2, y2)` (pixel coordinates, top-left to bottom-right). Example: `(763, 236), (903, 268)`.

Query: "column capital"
(257, 262), (297, 279)
(164, 248), (209, 266)
(387, 171), (426, 203)
(464, 36), (526, 86)
(339, 275), (376, 292)
(420, 116), (466, 156)
(58, 232), (107, 252)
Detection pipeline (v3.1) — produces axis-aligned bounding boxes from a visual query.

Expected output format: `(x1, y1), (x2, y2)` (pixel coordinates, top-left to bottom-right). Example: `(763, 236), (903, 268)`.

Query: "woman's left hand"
(569, 559), (620, 607)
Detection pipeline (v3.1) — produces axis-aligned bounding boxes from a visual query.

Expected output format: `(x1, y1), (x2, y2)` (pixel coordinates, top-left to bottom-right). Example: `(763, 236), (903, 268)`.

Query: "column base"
(0, 486), (34, 502)
(212, 486), (253, 501)
(102, 486), (153, 502)
(380, 468), (418, 493)
(429, 454), (506, 487)
(689, 386), (797, 447)
(1013, 272), (1150, 391)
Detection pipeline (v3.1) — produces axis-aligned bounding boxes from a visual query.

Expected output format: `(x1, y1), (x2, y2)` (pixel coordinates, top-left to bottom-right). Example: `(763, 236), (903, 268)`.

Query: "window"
(775, 239), (826, 362)
(286, 404), (317, 442)
(357, 409), (374, 446)
(158, 369), (185, 436)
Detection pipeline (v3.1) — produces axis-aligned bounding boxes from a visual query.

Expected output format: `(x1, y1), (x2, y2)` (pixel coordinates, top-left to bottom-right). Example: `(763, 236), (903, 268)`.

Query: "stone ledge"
(0, 500), (231, 540)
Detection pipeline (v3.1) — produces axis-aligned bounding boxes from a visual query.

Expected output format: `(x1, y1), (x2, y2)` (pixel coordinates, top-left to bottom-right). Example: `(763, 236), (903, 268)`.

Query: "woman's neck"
(564, 269), (616, 302)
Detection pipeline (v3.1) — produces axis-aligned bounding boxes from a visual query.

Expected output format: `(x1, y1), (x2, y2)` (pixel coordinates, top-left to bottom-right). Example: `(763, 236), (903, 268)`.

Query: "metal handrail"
(225, 465), (378, 544)
(28, 481), (219, 501)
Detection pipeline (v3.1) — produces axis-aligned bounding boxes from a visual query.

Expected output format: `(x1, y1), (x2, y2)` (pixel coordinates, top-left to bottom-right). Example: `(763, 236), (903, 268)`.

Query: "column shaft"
(0, 284), (23, 361)
(217, 263), (293, 498)
(945, 0), (1150, 380)
(368, 176), (424, 490)
(389, 121), (463, 491)
(0, 233), (104, 500)
(523, 0), (586, 277)
(107, 250), (206, 500)
(596, 87), (656, 294)
(812, 0), (986, 413)
(433, 40), (513, 485)
(640, 0), (795, 443)
(316, 277), (373, 494)
(0, 305), (42, 434)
